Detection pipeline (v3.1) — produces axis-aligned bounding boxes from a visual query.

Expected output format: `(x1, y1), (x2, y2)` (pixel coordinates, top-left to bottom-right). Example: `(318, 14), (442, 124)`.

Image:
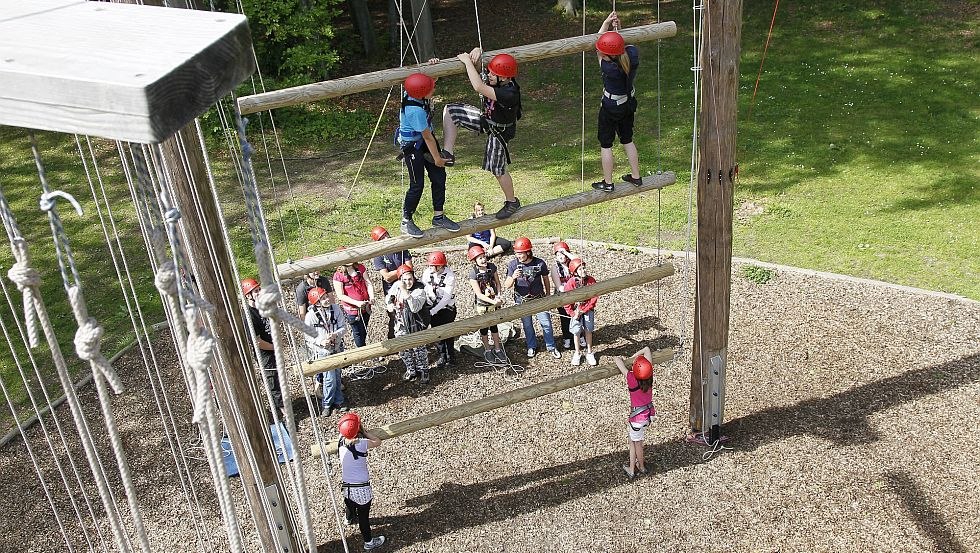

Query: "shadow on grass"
(314, 352), (979, 551)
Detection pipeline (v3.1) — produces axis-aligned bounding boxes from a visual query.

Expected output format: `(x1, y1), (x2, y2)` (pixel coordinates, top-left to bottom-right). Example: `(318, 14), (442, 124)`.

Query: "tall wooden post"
(689, 0), (742, 442)
(135, 1), (300, 551)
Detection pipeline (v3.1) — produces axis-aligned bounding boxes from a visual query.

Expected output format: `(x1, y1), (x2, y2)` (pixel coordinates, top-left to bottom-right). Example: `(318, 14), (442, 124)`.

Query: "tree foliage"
(229, 0), (344, 87)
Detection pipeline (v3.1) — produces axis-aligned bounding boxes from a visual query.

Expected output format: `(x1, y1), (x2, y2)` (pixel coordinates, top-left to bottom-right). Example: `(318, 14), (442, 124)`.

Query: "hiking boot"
(419, 370), (430, 384)
(494, 198), (521, 219)
(431, 214), (460, 231)
(592, 180), (615, 192)
(401, 218), (424, 238)
(364, 535), (386, 550)
(622, 173), (643, 186)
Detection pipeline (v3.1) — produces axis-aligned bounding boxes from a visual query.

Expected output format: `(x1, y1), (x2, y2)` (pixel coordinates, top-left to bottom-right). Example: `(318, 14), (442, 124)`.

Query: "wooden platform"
(0, 0), (254, 143)
(278, 172), (675, 280)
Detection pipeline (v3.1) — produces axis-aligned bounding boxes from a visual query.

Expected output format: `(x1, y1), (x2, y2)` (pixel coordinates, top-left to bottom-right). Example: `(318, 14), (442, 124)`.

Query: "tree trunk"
(409, 0), (436, 61)
(555, 0), (578, 16)
(348, 0), (376, 56)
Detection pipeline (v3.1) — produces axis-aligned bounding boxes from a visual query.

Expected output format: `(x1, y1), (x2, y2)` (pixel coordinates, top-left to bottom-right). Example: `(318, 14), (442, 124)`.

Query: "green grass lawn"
(1, 0), (977, 428)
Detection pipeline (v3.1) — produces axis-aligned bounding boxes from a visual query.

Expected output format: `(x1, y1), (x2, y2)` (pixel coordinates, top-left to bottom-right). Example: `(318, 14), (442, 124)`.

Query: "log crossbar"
(302, 264), (674, 376)
(238, 22), (677, 114)
(314, 347), (675, 456)
(279, 172), (675, 280)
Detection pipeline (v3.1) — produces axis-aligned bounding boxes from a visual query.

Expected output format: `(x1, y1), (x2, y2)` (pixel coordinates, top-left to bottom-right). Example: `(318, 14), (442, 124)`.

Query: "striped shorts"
(445, 103), (510, 177)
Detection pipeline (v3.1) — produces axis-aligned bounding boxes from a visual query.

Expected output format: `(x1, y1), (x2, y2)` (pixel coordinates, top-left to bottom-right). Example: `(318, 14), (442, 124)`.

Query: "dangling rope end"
(39, 190), (84, 216)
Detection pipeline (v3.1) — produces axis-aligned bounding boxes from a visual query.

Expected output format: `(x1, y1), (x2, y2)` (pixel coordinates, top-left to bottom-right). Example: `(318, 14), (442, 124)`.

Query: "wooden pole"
(238, 22), (677, 114)
(130, 1), (299, 550)
(689, 0), (742, 441)
(314, 347), (676, 456)
(303, 264), (674, 375)
(279, 172), (674, 279)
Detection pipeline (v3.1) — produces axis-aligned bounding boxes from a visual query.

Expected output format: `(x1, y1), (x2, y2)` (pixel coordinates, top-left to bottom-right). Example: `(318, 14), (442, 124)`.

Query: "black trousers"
(402, 144), (447, 218)
(430, 305), (457, 359)
(556, 306), (573, 341)
(344, 497), (373, 542)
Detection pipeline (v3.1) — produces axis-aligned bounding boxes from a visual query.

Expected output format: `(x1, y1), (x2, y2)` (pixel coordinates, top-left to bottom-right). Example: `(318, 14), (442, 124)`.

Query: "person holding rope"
(466, 201), (513, 258)
(332, 249), (375, 349)
(593, 12), (644, 192)
(241, 278), (284, 421)
(396, 72), (461, 238)
(337, 413), (386, 550)
(303, 286), (349, 416)
(613, 346), (656, 479)
(504, 237), (560, 359)
(562, 258), (598, 366)
(550, 241), (578, 350)
(443, 49), (523, 220)
(385, 264), (432, 384)
(421, 250), (458, 368)
(467, 245), (506, 363)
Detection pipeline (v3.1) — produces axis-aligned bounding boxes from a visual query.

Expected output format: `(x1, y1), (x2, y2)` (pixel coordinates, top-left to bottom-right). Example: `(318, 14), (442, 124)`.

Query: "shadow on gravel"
(317, 352), (979, 551)
(884, 470), (969, 553)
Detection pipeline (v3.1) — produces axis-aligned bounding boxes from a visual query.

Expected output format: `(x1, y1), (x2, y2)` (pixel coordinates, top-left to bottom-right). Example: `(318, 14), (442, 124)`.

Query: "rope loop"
(154, 260), (178, 295)
(39, 190), (84, 216)
(8, 260), (41, 289)
(74, 317), (123, 394)
(164, 207), (181, 224)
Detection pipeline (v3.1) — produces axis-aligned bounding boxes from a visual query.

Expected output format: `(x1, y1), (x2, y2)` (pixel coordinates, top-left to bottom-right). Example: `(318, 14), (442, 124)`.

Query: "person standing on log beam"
(593, 12), (643, 192)
(443, 49), (523, 220)
(396, 71), (460, 238)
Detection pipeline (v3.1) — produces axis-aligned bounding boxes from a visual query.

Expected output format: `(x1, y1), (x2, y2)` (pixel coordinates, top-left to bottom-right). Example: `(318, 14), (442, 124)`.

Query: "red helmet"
(404, 72), (435, 99)
(370, 226), (389, 241)
(513, 237), (532, 253)
(553, 241), (570, 253)
(338, 412), (361, 439)
(568, 258), (585, 275)
(240, 278), (259, 296)
(427, 251), (447, 267)
(488, 53), (518, 78)
(596, 31), (625, 56)
(307, 287), (328, 305)
(632, 356), (653, 380)
(467, 245), (486, 261)
(396, 263), (415, 278)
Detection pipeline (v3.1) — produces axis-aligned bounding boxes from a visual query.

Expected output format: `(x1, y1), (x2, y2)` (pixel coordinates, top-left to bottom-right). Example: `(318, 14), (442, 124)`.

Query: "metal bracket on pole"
(708, 354), (726, 443)
(264, 483), (293, 552)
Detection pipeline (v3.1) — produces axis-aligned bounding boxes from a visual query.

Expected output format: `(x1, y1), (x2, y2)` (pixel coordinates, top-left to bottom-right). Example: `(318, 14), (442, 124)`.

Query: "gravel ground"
(1, 245), (978, 553)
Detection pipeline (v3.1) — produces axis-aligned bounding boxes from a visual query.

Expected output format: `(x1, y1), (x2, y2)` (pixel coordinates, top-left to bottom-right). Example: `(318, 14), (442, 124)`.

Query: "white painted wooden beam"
(0, 0), (254, 143)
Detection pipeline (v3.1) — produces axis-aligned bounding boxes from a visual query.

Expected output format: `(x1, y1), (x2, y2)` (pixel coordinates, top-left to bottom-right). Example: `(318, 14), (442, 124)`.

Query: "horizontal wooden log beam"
(238, 22), (677, 114)
(0, 0), (253, 143)
(313, 347), (675, 457)
(302, 264), (674, 376)
(278, 172), (675, 280)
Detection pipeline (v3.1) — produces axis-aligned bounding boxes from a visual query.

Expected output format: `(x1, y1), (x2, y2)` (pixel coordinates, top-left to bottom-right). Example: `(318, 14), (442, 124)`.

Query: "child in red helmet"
(593, 12), (643, 192)
(443, 49), (523, 220)
(241, 278), (284, 420)
(613, 346), (656, 478)
(336, 413), (385, 550)
(303, 286), (348, 416)
(421, 250), (458, 368)
(385, 264), (432, 383)
(467, 245), (506, 363)
(562, 258), (598, 366)
(332, 254), (375, 349)
(396, 71), (460, 238)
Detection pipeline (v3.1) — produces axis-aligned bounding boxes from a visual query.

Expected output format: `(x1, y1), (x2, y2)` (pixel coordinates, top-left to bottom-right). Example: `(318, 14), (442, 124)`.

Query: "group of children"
(249, 19), (656, 550)
(395, 12), (644, 240)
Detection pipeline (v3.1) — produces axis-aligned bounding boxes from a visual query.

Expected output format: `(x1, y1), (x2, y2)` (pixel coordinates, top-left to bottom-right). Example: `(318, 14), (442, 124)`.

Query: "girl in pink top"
(613, 346), (655, 478)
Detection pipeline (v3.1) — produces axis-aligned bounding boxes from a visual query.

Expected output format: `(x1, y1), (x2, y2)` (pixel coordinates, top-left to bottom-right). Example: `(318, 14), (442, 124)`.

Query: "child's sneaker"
(400, 218), (424, 238)
(591, 180), (615, 192)
(483, 350), (496, 363)
(494, 198), (521, 219)
(585, 352), (598, 366)
(549, 349), (561, 359)
(494, 349), (508, 364)
(526, 347), (536, 358)
(364, 535), (386, 550)
(431, 214), (460, 231)
(402, 369), (417, 381)
(419, 370), (430, 384)
(622, 173), (643, 186)
(571, 352), (581, 366)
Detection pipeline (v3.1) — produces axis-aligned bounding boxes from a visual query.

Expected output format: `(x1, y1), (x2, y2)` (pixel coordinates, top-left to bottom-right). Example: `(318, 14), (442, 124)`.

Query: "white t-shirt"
(339, 438), (373, 504)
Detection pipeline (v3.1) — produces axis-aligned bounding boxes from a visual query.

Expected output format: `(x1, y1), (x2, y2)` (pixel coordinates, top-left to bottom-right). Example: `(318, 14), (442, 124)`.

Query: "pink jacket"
(562, 275), (597, 317)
